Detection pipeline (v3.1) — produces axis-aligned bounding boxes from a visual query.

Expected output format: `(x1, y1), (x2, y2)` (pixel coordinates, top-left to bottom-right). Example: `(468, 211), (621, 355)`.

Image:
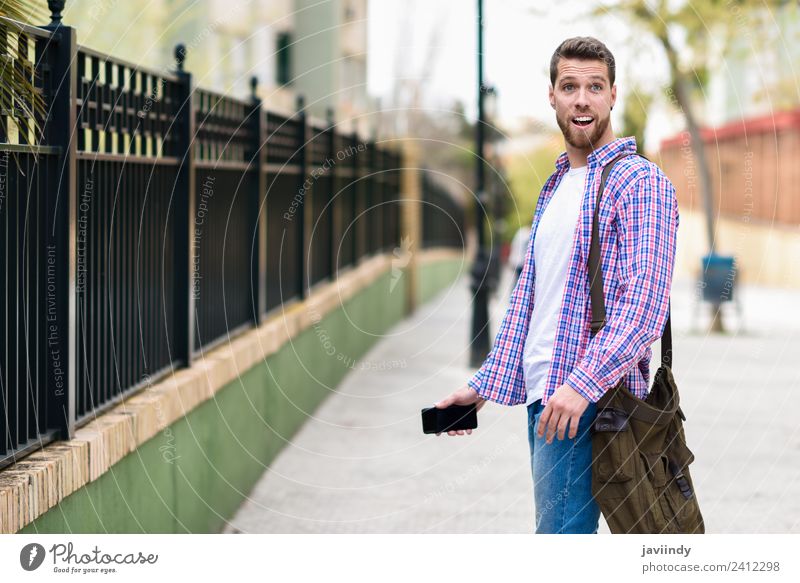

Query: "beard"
(556, 111), (610, 150)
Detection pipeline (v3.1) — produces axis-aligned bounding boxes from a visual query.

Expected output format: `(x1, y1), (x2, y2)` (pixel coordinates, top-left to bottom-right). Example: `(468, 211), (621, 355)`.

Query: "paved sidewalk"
(225, 268), (800, 533)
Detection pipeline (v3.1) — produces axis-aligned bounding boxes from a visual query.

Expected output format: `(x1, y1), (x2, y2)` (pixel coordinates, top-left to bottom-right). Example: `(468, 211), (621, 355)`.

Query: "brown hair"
(550, 37), (615, 86)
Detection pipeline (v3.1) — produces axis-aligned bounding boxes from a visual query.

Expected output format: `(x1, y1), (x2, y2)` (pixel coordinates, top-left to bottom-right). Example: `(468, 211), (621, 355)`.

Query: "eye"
(563, 83), (574, 91)
(591, 83), (603, 91)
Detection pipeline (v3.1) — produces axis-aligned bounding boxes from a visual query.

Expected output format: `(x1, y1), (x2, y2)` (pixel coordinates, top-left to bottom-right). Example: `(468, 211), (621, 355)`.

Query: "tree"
(595, 0), (786, 332)
(621, 83), (653, 154)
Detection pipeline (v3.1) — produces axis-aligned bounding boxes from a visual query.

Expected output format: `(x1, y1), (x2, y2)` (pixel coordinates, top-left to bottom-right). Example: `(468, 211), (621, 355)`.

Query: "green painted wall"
(416, 255), (467, 305)
(19, 259), (462, 533)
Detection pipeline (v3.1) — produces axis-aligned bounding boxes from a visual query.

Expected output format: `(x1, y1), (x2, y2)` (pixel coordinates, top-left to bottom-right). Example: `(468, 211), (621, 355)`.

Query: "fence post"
(173, 44), (196, 366)
(382, 148), (391, 252)
(353, 131), (365, 263)
(43, 4), (77, 440)
(362, 140), (372, 258)
(295, 95), (308, 299)
(326, 107), (337, 280)
(369, 141), (378, 256)
(250, 77), (267, 323)
(400, 140), (422, 316)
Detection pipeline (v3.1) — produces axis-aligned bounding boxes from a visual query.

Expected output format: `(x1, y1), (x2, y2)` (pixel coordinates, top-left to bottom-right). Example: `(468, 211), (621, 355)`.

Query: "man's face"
(549, 58), (616, 150)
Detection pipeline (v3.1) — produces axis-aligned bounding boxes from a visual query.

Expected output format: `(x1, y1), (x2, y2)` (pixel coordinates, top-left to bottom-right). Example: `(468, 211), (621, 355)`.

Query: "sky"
(367, 0), (681, 150)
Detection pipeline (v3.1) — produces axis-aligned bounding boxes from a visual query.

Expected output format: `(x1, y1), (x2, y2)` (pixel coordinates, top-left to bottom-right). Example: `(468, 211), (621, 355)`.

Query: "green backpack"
(587, 153), (705, 534)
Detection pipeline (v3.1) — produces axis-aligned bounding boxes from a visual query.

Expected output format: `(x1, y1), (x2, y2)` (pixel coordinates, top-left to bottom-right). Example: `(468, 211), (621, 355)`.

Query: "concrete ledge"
(1, 249), (465, 534)
(417, 247), (465, 266)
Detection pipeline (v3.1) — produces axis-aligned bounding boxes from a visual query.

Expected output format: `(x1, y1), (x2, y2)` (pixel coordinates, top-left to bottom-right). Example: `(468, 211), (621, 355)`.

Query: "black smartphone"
(421, 404), (478, 434)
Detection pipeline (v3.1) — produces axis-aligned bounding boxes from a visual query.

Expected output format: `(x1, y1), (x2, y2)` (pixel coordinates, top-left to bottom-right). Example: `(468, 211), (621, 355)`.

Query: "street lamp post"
(469, 0), (493, 368)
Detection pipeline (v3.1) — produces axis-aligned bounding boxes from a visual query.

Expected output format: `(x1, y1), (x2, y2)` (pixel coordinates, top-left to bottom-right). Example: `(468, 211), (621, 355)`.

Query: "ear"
(610, 84), (617, 110)
(549, 84), (555, 109)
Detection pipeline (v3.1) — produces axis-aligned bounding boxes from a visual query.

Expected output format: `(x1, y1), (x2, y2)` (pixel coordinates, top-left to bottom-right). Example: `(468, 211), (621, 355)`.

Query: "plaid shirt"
(468, 137), (679, 406)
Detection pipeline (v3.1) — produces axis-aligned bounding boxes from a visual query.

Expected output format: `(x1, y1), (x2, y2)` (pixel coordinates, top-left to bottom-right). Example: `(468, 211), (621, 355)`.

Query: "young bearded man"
(434, 36), (679, 534)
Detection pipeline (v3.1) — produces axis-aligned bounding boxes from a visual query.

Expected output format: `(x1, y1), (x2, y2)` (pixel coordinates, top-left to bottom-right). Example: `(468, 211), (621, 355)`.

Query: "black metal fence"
(421, 173), (466, 249)
(0, 11), (402, 469)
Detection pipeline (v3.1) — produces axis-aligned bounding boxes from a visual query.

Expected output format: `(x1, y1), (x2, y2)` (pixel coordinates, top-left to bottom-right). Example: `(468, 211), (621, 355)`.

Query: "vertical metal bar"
(172, 45), (196, 366)
(145, 159), (151, 372)
(35, 155), (46, 439)
(250, 77), (267, 323)
(12, 151), (21, 449)
(350, 133), (358, 267)
(101, 160), (109, 407)
(117, 160), (125, 390)
(352, 132), (362, 263)
(144, 161), (152, 374)
(1, 148), (7, 456)
(93, 161), (101, 412)
(295, 95), (307, 300)
(365, 142), (374, 256)
(24, 152), (35, 442)
(327, 109), (336, 279)
(126, 161), (134, 387)
(380, 148), (388, 251)
(154, 164), (162, 373)
(114, 161), (122, 397)
(134, 162), (142, 382)
(42, 21), (77, 439)
(76, 160), (85, 419)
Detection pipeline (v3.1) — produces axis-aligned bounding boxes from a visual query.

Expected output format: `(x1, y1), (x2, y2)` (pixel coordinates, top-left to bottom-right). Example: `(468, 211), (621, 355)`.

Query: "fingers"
(556, 414), (570, 441)
(538, 398), (586, 444)
(537, 406), (551, 438)
(539, 410), (580, 443)
(545, 411), (559, 444)
(538, 404), (562, 444)
(443, 429), (469, 436)
(434, 387), (480, 436)
(567, 415), (580, 439)
(434, 397), (452, 409)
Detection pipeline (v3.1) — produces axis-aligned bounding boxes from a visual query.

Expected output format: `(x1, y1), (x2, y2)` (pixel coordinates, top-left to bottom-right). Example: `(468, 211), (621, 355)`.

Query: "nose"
(574, 87), (591, 109)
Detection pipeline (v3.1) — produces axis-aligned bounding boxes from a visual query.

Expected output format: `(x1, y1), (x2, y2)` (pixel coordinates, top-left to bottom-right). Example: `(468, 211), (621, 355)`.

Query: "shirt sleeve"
(565, 167), (679, 403)
(466, 251), (533, 406)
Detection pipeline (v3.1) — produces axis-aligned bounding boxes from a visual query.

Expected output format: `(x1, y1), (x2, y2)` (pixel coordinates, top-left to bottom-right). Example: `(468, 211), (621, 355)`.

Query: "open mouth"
(572, 115), (594, 128)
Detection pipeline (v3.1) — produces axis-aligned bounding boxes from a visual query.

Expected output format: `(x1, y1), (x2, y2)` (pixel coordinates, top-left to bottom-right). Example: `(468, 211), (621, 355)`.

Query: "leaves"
(1, 1), (50, 145)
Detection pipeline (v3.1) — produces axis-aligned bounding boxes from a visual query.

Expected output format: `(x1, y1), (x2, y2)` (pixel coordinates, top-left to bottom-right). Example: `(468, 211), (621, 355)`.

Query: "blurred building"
(292, 0), (371, 134)
(62, 0), (373, 134)
(705, 3), (800, 126)
(660, 109), (800, 288)
(658, 3), (800, 289)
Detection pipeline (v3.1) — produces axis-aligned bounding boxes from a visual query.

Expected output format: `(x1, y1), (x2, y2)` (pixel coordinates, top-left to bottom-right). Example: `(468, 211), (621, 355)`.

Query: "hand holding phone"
(422, 404), (477, 434)
(427, 385), (486, 436)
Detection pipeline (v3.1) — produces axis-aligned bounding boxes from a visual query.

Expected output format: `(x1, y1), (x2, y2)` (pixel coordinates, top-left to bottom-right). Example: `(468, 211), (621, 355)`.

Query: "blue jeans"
(527, 398), (601, 533)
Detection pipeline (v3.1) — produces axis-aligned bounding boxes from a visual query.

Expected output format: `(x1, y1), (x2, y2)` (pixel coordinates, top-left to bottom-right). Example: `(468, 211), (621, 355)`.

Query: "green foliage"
(500, 137), (563, 242)
(0, 0), (47, 23)
(1, 1), (49, 143)
(622, 87), (653, 154)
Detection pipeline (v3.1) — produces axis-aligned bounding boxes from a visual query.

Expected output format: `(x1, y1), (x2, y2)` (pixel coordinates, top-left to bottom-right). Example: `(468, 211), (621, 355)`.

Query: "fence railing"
(0, 8), (404, 469)
(421, 173), (466, 249)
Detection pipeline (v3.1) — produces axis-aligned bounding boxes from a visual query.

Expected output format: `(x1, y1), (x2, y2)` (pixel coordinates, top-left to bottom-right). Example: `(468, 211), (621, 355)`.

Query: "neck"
(565, 128), (616, 168)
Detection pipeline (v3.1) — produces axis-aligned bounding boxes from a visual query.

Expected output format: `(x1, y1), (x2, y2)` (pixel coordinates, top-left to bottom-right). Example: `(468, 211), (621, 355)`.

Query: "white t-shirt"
(523, 164), (588, 406)
(508, 225), (531, 270)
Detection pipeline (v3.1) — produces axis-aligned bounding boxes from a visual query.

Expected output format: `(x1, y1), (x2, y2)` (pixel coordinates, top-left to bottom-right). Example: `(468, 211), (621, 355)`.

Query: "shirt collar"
(554, 136), (638, 171)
